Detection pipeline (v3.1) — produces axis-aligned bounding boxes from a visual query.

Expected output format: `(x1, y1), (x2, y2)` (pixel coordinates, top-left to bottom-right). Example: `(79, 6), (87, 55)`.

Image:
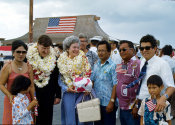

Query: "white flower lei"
(27, 43), (56, 88)
(57, 50), (91, 88)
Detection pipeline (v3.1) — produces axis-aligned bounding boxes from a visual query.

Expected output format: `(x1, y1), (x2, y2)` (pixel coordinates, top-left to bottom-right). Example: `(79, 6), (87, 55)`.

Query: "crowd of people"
(0, 33), (175, 125)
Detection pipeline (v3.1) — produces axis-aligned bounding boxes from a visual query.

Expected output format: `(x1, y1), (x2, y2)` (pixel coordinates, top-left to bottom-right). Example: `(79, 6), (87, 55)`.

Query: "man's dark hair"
(38, 35), (52, 47)
(119, 40), (134, 49)
(12, 40), (28, 53)
(10, 75), (31, 95)
(97, 40), (111, 52)
(162, 45), (173, 56)
(147, 75), (163, 87)
(57, 44), (63, 51)
(140, 34), (157, 48)
(91, 40), (99, 46)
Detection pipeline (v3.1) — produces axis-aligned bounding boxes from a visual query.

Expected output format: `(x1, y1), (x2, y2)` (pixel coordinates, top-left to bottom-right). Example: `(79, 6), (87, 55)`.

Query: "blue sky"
(0, 0), (175, 48)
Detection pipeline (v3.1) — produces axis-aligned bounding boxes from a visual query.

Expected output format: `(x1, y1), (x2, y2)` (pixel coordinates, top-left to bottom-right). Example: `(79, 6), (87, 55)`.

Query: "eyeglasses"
(119, 48), (129, 52)
(15, 51), (27, 54)
(140, 46), (152, 51)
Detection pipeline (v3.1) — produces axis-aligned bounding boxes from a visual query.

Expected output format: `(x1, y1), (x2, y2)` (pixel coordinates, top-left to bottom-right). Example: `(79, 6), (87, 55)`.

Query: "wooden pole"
(29, 0), (33, 43)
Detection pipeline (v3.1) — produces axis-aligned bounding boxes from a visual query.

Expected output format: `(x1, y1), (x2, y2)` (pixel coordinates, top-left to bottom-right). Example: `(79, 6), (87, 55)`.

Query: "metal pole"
(29, 0), (33, 43)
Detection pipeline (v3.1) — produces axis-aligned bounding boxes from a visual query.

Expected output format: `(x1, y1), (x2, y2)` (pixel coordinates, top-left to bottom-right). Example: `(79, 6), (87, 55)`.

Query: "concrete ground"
(0, 90), (174, 125)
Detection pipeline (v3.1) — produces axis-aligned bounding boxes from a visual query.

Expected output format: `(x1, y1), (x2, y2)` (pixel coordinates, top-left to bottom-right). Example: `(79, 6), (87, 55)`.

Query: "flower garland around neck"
(27, 43), (56, 88)
(57, 50), (91, 88)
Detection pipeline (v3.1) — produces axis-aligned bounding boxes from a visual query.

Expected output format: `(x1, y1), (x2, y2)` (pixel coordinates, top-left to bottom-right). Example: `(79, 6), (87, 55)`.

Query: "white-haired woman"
(57, 36), (91, 125)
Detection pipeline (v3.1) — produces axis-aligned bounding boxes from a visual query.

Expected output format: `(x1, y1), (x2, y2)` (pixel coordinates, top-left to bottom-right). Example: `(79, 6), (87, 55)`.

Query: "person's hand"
(27, 99), (38, 111)
(31, 99), (38, 107)
(67, 87), (76, 93)
(84, 91), (90, 96)
(131, 107), (139, 118)
(54, 98), (61, 105)
(8, 94), (14, 104)
(106, 101), (114, 113)
(155, 96), (166, 112)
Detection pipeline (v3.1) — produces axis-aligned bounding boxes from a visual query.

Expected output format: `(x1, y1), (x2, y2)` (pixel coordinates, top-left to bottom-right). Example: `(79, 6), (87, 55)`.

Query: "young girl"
(10, 75), (38, 124)
(138, 75), (172, 125)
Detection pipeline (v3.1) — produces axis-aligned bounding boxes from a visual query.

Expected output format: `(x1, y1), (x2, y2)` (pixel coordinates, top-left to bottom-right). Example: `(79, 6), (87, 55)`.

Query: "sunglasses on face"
(140, 46), (152, 51)
(15, 51), (27, 54)
(119, 48), (129, 52)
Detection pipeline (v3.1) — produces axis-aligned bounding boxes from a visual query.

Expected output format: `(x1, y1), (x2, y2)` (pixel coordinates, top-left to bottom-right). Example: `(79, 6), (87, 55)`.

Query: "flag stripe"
(46, 17), (77, 34)
(146, 100), (156, 112)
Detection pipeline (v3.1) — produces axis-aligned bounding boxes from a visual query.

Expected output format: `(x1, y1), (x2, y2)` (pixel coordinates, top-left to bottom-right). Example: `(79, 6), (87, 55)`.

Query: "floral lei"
(57, 50), (91, 88)
(27, 43), (56, 88)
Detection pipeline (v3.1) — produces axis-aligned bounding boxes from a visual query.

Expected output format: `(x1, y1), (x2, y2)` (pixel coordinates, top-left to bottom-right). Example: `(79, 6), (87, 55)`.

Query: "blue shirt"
(91, 58), (117, 106)
(86, 50), (98, 70)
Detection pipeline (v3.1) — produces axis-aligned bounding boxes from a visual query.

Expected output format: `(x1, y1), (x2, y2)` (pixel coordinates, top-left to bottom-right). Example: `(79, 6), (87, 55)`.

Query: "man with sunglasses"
(109, 40), (141, 125)
(137, 34), (175, 113)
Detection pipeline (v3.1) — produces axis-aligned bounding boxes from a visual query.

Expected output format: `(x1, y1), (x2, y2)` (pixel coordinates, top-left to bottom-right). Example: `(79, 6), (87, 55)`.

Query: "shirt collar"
(97, 57), (112, 65)
(162, 55), (171, 59)
(17, 93), (26, 98)
(143, 54), (156, 64)
(121, 58), (133, 65)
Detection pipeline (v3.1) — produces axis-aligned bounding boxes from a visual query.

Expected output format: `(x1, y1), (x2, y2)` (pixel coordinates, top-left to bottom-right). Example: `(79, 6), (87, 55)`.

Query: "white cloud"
(0, 0), (175, 48)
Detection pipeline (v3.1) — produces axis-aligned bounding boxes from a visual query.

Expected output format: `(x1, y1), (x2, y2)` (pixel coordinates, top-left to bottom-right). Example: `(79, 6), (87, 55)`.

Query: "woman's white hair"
(63, 35), (80, 51)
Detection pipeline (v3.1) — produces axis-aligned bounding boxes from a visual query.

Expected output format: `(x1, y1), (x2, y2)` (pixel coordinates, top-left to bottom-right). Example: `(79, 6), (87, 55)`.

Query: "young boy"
(138, 75), (172, 125)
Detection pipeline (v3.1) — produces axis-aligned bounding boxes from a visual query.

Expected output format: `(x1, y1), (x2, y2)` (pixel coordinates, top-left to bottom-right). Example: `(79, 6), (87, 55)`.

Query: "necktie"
(126, 61), (148, 91)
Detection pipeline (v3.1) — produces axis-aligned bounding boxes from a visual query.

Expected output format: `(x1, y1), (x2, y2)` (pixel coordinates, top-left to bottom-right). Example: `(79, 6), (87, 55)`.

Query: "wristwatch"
(164, 94), (169, 99)
(110, 98), (115, 102)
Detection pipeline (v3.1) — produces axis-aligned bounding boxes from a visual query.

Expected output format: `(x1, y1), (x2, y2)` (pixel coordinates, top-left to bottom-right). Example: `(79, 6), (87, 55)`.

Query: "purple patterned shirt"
(116, 58), (140, 110)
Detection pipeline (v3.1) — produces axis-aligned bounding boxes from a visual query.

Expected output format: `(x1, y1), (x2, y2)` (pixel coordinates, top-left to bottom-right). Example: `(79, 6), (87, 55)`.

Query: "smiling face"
(13, 46), (27, 62)
(68, 43), (80, 58)
(37, 44), (50, 58)
(119, 43), (134, 62)
(140, 42), (156, 61)
(97, 44), (110, 62)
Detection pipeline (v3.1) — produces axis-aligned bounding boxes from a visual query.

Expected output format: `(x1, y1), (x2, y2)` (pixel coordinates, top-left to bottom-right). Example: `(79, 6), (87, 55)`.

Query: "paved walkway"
(1, 90), (174, 125)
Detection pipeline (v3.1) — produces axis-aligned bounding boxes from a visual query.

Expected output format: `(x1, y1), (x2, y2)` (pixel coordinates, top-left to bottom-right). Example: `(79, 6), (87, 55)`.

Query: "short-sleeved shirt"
(91, 58), (117, 106)
(161, 55), (175, 74)
(116, 58), (141, 110)
(138, 55), (175, 100)
(12, 93), (33, 124)
(110, 48), (122, 65)
(138, 96), (171, 125)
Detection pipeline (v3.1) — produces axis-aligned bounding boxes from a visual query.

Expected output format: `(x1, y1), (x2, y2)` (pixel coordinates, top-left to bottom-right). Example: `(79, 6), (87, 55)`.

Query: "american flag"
(46, 17), (77, 34)
(146, 100), (156, 112)
(116, 64), (127, 74)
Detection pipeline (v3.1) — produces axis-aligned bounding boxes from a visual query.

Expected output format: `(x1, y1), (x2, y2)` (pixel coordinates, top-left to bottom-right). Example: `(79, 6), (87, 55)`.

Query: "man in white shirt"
(89, 36), (103, 55)
(161, 45), (175, 76)
(137, 34), (175, 112)
(161, 45), (175, 117)
(108, 39), (122, 65)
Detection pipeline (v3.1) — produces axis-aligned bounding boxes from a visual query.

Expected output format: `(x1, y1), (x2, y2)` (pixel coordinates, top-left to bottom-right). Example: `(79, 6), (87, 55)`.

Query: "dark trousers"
(0, 61), (4, 70)
(94, 105), (117, 125)
(120, 109), (140, 125)
(36, 103), (53, 125)
(35, 85), (55, 125)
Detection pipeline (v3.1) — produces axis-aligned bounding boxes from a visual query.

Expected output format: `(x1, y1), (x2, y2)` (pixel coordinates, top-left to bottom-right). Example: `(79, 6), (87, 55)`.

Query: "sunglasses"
(15, 51), (27, 54)
(140, 46), (152, 51)
(119, 48), (129, 52)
